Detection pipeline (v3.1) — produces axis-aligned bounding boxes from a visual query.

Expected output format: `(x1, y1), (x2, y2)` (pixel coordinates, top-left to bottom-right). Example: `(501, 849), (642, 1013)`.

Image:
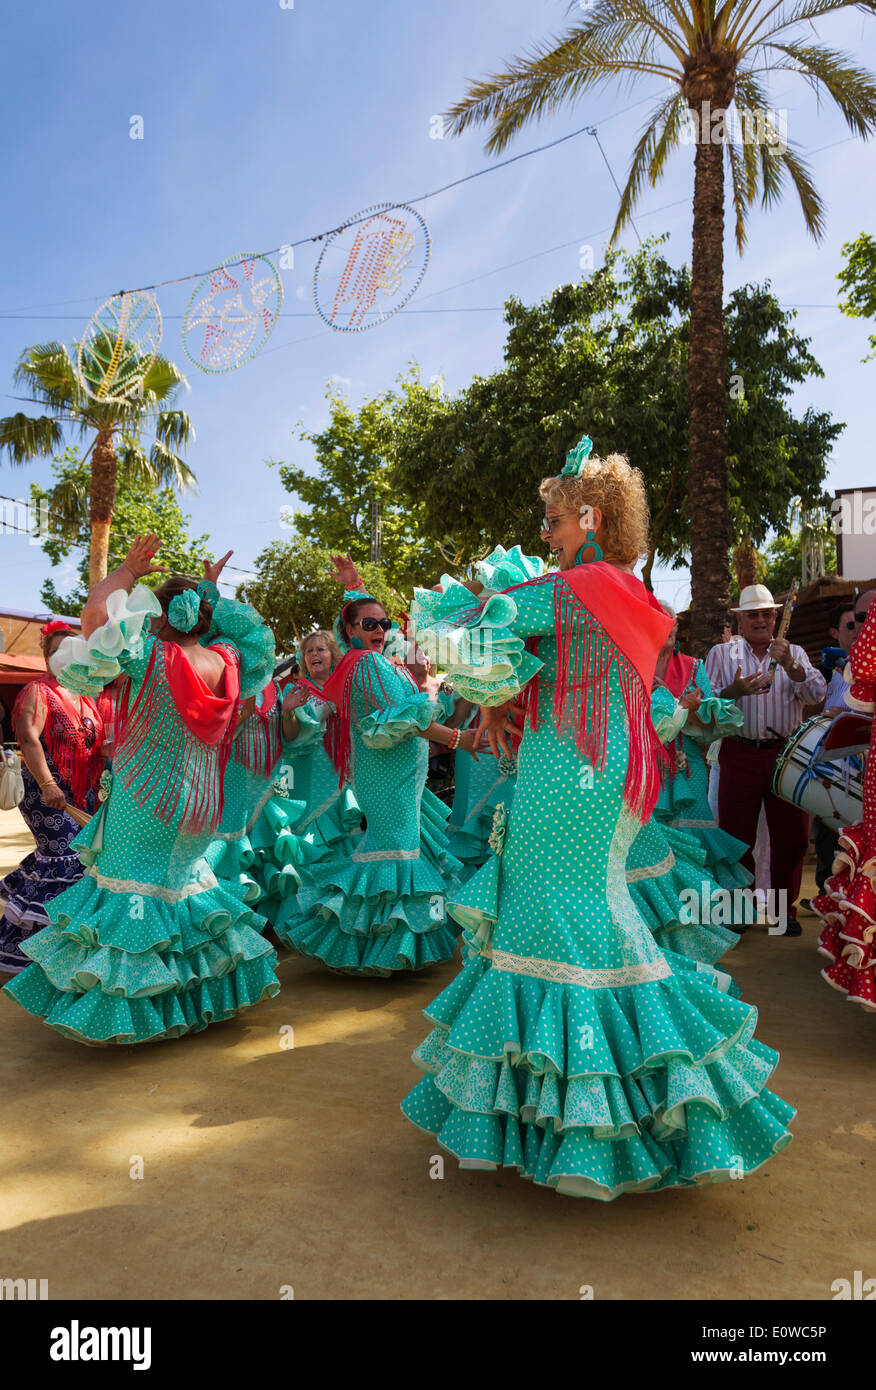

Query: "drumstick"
(765, 578), (800, 688)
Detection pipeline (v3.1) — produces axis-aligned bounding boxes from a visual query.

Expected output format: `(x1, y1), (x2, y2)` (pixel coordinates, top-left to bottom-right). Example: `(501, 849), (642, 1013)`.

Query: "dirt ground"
(0, 805), (872, 1302)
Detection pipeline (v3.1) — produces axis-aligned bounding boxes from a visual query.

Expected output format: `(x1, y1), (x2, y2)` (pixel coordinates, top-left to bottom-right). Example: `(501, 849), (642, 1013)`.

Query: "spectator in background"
(819, 601), (856, 684)
(826, 589), (875, 716)
(705, 584), (826, 936)
(808, 600), (858, 896)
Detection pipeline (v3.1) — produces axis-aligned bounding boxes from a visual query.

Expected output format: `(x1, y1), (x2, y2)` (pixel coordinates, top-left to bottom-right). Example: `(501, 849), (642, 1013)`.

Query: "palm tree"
(0, 342), (196, 588)
(442, 1), (876, 654)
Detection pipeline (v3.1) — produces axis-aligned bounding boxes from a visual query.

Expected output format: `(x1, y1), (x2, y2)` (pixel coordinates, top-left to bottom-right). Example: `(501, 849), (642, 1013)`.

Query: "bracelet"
(38, 776), (56, 789)
(448, 728), (461, 751)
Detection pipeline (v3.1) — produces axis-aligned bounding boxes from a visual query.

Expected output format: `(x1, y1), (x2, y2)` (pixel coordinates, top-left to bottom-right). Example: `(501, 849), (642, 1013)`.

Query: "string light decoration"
(313, 202), (430, 332)
(181, 253), (283, 372)
(77, 291), (162, 402)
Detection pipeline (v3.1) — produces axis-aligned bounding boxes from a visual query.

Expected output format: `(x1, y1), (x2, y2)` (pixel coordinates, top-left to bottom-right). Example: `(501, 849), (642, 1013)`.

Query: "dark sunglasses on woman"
(356, 616), (392, 632)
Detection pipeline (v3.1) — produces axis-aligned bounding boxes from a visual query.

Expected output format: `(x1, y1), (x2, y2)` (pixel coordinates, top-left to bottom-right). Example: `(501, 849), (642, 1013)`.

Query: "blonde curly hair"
(539, 452), (650, 568)
(300, 628), (342, 668)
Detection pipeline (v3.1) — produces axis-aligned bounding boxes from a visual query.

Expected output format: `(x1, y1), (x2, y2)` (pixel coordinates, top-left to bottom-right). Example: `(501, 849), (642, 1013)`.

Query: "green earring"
(574, 531), (604, 566)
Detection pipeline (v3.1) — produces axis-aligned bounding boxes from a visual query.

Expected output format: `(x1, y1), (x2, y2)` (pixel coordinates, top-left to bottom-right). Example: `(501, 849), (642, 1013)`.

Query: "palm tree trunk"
(89, 428), (117, 590)
(687, 113), (729, 659)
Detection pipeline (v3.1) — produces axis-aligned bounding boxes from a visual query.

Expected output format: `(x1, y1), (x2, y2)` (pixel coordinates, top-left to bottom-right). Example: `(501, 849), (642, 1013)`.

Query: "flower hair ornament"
(167, 589), (201, 633)
(41, 619), (75, 639)
(559, 432), (603, 564)
(560, 432), (593, 478)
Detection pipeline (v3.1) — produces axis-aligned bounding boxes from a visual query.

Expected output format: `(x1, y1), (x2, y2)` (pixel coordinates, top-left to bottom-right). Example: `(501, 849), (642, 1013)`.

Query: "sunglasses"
(355, 617), (392, 632)
(840, 619), (856, 631)
(854, 611), (869, 624)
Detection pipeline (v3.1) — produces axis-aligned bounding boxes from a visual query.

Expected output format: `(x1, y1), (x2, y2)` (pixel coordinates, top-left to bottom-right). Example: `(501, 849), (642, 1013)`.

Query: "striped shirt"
(704, 637), (826, 741)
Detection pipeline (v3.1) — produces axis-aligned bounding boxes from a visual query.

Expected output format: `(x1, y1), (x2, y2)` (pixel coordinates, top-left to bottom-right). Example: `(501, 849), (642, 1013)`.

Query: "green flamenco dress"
(279, 687), (361, 865)
(4, 582), (280, 1045)
(202, 679), (310, 925)
(274, 650), (463, 975)
(654, 657), (753, 892)
(446, 695), (517, 881)
(402, 565), (794, 1200)
(625, 686), (749, 986)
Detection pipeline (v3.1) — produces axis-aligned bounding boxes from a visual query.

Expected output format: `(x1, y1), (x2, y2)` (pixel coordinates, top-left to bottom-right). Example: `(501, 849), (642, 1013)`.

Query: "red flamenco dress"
(813, 604), (876, 1011)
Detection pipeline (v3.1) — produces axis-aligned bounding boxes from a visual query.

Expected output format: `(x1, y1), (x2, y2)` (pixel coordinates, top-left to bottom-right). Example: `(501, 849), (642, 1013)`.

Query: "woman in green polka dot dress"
(273, 559), (480, 975)
(202, 678), (309, 926)
(276, 630), (362, 868)
(4, 535), (280, 1045)
(402, 443), (794, 1199)
(653, 621), (754, 892)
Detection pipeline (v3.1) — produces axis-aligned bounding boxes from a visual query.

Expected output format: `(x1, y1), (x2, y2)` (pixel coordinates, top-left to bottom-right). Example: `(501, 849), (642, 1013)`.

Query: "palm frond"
(139, 354), (190, 402)
(12, 343), (79, 408)
(114, 441), (152, 489)
(766, 41), (876, 134)
(443, 21), (678, 153)
(610, 91), (687, 244)
(147, 442), (198, 494)
(725, 139), (755, 250)
(0, 413), (64, 466)
(153, 409), (195, 453)
(757, 0), (876, 43)
(779, 143), (826, 238)
(50, 476), (89, 527)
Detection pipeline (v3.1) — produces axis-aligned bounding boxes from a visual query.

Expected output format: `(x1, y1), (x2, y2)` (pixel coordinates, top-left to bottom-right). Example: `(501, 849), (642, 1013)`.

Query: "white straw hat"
(730, 584), (780, 613)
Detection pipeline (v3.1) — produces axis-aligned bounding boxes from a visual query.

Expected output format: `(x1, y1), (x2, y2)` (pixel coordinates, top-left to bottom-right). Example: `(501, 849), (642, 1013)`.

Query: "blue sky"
(0, 0), (873, 616)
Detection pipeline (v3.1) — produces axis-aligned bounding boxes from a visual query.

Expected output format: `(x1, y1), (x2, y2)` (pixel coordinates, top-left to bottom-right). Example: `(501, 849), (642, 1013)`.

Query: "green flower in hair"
(168, 589), (201, 633)
(561, 433), (593, 477)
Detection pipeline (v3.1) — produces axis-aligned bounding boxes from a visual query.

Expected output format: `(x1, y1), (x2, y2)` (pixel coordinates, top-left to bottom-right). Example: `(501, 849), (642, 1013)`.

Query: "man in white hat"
(705, 584), (827, 936)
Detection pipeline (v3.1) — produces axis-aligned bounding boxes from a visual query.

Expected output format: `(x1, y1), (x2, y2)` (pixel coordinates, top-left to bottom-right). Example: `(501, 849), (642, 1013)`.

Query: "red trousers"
(717, 740), (810, 911)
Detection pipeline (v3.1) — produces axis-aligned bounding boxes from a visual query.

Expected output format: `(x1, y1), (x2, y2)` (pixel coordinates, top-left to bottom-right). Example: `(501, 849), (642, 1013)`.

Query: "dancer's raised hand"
(122, 534), (166, 580)
(203, 550), (233, 586)
(329, 552), (363, 590)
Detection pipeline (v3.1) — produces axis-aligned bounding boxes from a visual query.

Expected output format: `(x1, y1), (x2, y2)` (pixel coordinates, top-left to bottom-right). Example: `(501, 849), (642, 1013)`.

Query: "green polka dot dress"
(202, 679), (312, 925)
(401, 559), (794, 1200)
(4, 583), (280, 1045)
(446, 692), (517, 882)
(274, 651), (463, 975)
(655, 661), (753, 890)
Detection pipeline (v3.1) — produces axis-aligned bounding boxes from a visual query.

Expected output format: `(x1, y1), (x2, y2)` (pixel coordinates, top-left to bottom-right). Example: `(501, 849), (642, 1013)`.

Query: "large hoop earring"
(574, 531), (604, 566)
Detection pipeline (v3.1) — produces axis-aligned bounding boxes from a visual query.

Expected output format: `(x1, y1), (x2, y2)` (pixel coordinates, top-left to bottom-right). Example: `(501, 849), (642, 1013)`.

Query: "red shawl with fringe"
(13, 676), (103, 807)
(115, 641), (241, 834)
(233, 679), (282, 779)
(659, 650), (697, 779)
(509, 563), (673, 821)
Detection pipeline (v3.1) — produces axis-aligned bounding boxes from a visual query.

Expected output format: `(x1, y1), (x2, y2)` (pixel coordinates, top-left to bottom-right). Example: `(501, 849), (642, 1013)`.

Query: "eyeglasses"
(541, 513), (572, 533)
(356, 617), (392, 632)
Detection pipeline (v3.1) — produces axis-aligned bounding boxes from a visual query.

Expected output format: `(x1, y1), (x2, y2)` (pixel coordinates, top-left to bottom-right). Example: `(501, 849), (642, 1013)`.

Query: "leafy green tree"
(389, 242), (841, 587)
(838, 230), (876, 358)
(440, 0), (876, 653)
(276, 387), (445, 596)
(32, 448), (210, 613)
(237, 540), (403, 656)
(0, 342), (195, 587)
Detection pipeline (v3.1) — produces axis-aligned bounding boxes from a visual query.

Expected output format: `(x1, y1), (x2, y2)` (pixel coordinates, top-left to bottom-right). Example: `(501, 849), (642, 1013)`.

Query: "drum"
(771, 713), (869, 831)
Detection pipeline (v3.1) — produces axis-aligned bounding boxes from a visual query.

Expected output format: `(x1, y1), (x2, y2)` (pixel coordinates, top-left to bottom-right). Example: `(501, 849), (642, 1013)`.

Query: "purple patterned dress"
(0, 699), (99, 974)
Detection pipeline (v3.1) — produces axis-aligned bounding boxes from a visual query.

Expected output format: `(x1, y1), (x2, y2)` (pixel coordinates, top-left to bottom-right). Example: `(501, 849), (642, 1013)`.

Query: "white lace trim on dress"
(625, 851), (675, 883)
(85, 864), (219, 902)
(486, 948), (672, 988)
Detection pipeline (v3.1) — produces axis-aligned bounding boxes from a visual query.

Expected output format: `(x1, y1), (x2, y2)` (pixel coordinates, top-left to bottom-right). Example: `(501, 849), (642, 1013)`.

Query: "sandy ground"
(0, 805), (872, 1302)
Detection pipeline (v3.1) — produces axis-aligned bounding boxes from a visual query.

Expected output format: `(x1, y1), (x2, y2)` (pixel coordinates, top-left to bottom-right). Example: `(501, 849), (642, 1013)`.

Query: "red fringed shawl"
(659, 650), (697, 779)
(509, 564), (673, 821)
(114, 641), (241, 834)
(13, 676), (103, 808)
(233, 680), (282, 779)
(320, 649), (407, 786)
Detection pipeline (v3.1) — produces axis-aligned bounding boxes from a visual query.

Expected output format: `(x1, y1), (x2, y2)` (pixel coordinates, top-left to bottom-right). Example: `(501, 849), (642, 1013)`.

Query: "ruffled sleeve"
(473, 544), (547, 594)
(282, 698), (329, 757)
(651, 685), (688, 745)
(352, 651), (434, 747)
(411, 577), (544, 707)
(49, 585), (162, 696)
(681, 659), (744, 743)
(198, 579), (275, 700)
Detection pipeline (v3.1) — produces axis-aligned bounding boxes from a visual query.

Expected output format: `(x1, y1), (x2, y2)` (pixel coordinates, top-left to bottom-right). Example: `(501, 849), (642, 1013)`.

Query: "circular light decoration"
(313, 202), (431, 333)
(182, 253), (283, 373)
(77, 291), (162, 402)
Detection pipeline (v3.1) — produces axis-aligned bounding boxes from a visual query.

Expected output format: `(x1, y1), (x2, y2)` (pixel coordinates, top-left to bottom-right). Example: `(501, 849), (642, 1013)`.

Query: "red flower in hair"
(41, 619), (75, 637)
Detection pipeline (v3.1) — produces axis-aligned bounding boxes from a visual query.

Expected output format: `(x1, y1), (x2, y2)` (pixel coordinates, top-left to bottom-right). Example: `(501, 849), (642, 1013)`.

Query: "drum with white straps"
(771, 712), (869, 830)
